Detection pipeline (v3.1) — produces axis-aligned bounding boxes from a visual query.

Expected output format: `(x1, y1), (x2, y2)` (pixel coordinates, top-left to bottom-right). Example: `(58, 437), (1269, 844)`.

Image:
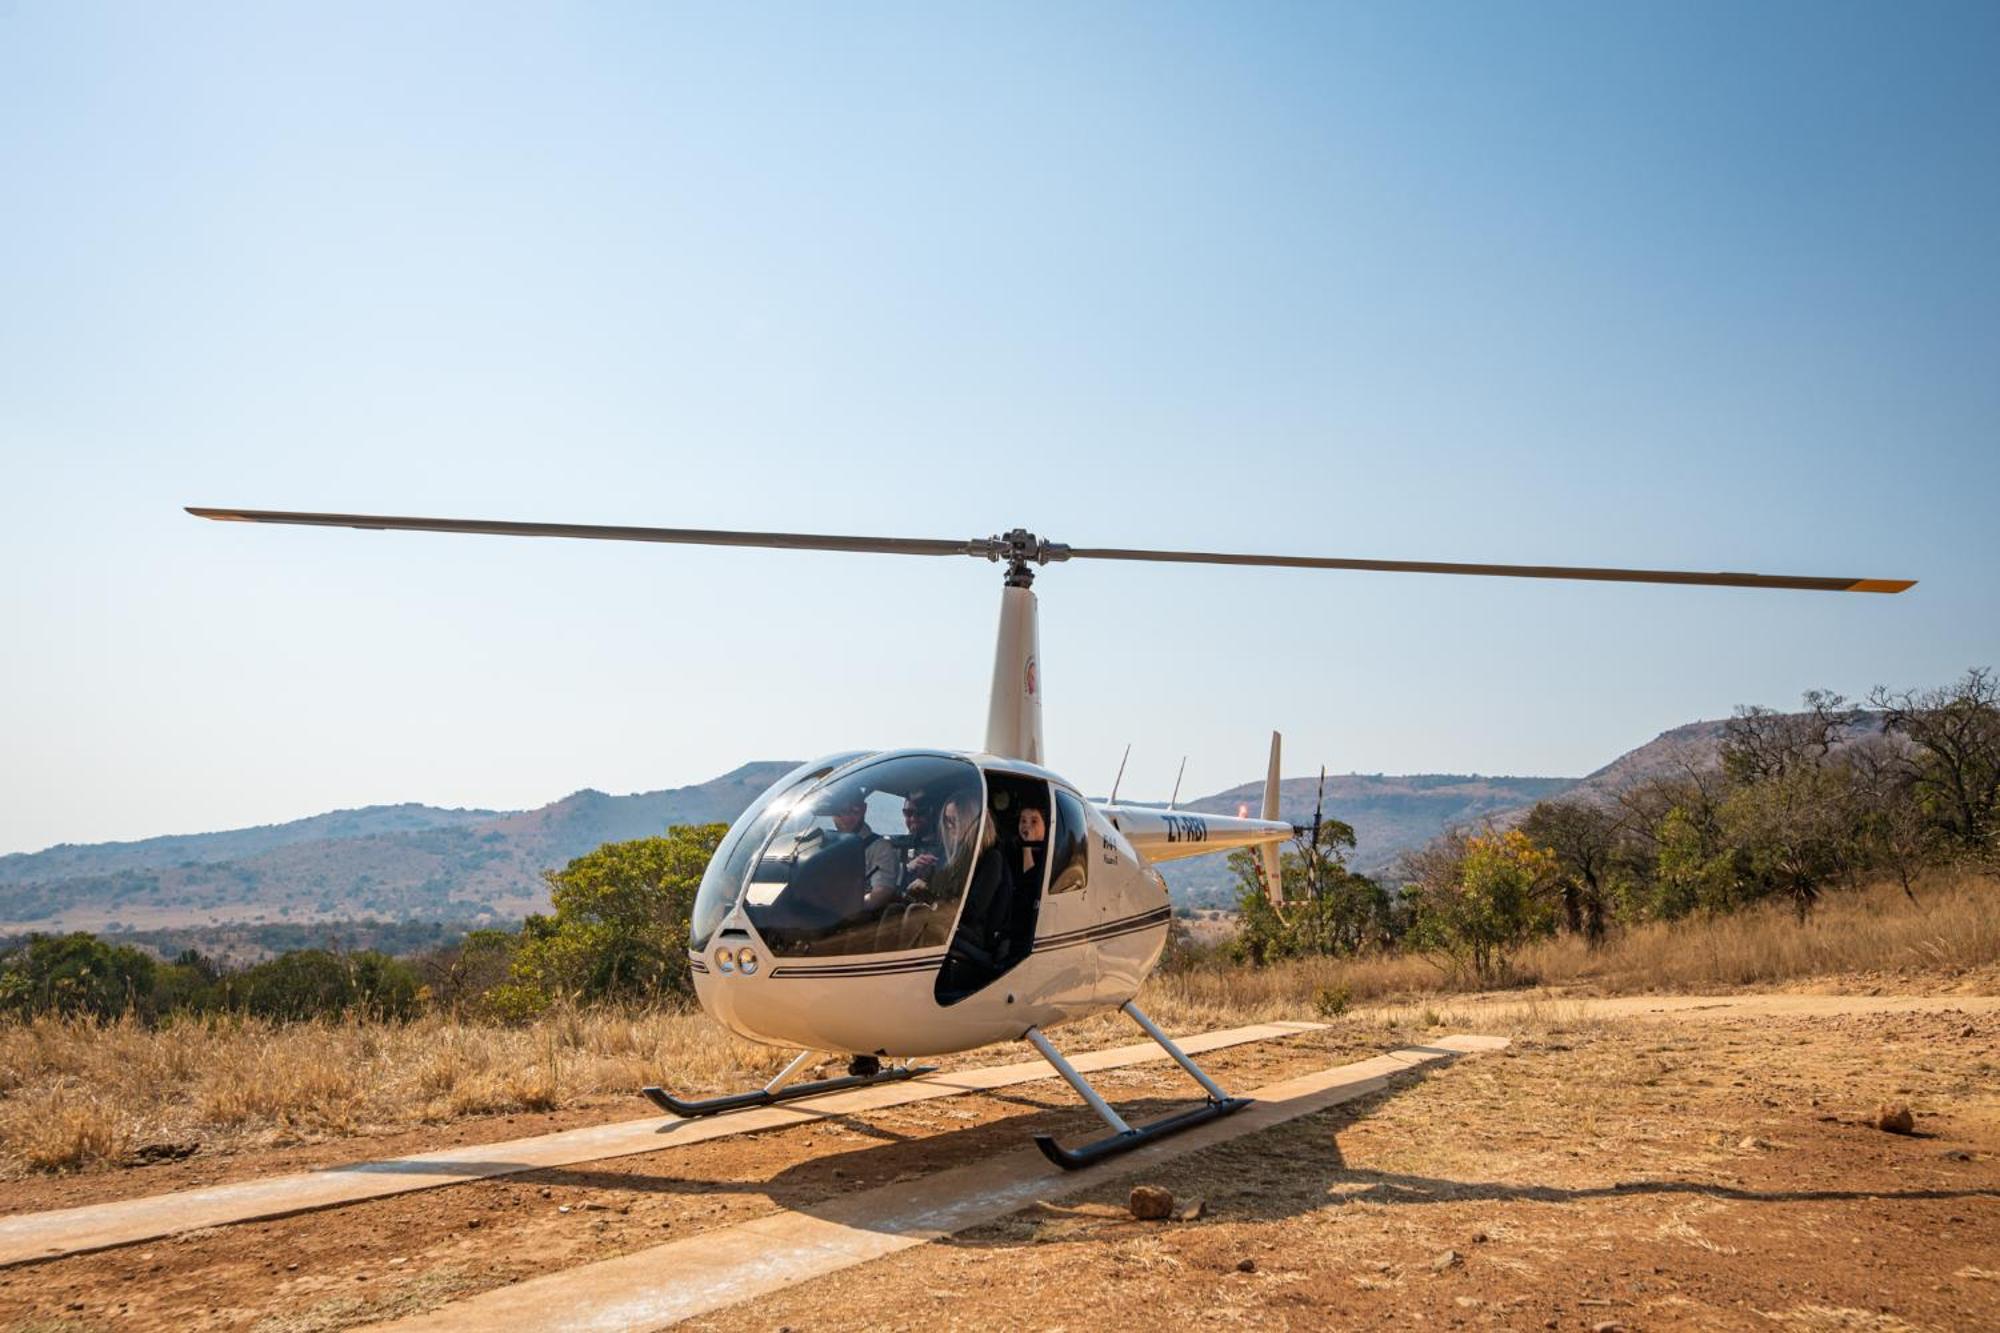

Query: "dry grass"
(0, 982), (1289, 1177)
(0, 1007), (801, 1177)
(2, 875), (1991, 1177)
(1167, 871), (2000, 1014)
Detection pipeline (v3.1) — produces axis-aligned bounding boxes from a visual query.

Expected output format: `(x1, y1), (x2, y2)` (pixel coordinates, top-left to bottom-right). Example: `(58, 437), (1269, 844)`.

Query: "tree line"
(1217, 668), (1999, 983)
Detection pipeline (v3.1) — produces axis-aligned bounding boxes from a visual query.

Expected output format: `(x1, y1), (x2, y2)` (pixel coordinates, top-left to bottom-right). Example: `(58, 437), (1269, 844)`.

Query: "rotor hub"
(971, 528), (1072, 587)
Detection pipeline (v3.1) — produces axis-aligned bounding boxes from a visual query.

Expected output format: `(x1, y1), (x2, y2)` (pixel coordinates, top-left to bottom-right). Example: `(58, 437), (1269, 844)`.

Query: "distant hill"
(0, 763), (798, 933)
(1537, 711), (1885, 811)
(0, 804), (500, 886)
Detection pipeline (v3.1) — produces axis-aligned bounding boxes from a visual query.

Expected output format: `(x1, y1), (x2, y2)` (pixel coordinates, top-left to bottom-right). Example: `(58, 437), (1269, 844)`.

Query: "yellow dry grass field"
(0, 977), (1300, 1183)
(1173, 873), (2000, 1013)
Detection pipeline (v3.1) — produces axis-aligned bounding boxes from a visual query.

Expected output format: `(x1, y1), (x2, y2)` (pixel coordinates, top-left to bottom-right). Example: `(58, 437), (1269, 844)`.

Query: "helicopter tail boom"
(1104, 732), (1292, 869)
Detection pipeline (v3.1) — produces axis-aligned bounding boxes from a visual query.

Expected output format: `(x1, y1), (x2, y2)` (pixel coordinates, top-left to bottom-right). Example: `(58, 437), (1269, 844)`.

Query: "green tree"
(1405, 829), (1558, 982)
(1228, 818), (1391, 966)
(1718, 762), (1859, 921)
(1650, 805), (1734, 919)
(1871, 668), (2000, 857)
(1518, 799), (1623, 943)
(0, 932), (157, 1019)
(500, 824), (728, 1014)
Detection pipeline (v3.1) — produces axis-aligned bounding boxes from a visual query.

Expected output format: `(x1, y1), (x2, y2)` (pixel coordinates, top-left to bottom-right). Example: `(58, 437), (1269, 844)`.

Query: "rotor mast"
(977, 529), (1069, 764)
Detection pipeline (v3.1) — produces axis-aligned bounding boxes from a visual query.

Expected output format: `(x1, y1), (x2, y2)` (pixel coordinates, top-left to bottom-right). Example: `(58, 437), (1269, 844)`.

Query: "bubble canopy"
(689, 751), (988, 958)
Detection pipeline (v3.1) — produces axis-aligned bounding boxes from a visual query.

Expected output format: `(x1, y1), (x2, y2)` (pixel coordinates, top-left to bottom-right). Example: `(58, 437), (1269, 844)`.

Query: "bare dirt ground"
(3, 996), (1997, 1332)
(690, 1000), (2000, 1333)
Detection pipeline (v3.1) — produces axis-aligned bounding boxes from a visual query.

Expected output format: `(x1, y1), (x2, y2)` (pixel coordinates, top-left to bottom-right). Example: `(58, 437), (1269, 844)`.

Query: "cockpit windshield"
(728, 753), (986, 958)
(689, 753), (867, 952)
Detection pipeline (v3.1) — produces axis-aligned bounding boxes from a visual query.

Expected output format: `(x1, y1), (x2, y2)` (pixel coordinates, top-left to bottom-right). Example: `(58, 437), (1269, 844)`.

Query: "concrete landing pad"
(0, 1020), (1322, 1268)
(369, 1034), (1509, 1332)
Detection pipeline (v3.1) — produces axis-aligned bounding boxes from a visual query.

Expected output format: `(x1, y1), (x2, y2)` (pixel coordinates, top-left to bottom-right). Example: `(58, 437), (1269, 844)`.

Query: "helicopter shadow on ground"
(447, 1056), (1475, 1240)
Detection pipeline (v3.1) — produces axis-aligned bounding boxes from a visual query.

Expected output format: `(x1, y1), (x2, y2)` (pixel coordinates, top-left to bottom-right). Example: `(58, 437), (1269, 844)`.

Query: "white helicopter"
(187, 508), (1911, 1167)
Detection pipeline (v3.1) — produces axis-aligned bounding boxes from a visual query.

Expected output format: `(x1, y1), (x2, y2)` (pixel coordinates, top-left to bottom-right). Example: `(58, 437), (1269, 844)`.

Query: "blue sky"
(3, 2), (1996, 854)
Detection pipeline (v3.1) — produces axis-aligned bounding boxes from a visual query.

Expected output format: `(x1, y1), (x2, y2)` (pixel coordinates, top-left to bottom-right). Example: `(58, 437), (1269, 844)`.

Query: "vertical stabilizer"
(984, 583), (1043, 762)
(1260, 731), (1286, 907)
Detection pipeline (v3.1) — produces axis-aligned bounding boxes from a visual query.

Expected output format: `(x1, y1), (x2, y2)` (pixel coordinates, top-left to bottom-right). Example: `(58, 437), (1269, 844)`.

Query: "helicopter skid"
(1024, 1001), (1252, 1170)
(1033, 1094), (1252, 1170)
(641, 1063), (935, 1118)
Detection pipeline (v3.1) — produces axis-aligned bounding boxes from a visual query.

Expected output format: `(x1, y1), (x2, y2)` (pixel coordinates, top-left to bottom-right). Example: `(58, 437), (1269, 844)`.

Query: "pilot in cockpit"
(825, 786), (903, 911)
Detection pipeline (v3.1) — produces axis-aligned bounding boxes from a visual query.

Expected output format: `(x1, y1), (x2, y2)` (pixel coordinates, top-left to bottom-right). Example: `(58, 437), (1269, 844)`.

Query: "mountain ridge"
(1, 718), (1796, 929)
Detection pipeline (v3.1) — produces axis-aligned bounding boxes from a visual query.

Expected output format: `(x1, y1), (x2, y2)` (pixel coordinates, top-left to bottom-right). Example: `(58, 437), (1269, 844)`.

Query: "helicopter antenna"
(1168, 756), (1188, 810)
(1108, 744), (1131, 804)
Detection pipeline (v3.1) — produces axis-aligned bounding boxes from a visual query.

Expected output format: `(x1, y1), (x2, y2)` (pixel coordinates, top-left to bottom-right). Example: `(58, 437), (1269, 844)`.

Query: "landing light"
(714, 947), (735, 975)
(736, 948), (759, 976)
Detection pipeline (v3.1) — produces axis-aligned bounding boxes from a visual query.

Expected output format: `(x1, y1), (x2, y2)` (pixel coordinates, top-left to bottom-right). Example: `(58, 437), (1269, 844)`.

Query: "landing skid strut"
(642, 1051), (935, 1118)
(1027, 1001), (1252, 1170)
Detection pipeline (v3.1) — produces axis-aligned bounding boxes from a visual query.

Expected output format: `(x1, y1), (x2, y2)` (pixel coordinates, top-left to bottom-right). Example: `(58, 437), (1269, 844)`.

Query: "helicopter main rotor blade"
(185, 508), (1914, 593)
(183, 508), (978, 559)
(1063, 545), (1913, 594)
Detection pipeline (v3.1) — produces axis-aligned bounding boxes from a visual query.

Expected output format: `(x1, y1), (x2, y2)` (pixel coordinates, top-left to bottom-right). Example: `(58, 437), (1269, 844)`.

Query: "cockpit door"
(935, 771), (1051, 1005)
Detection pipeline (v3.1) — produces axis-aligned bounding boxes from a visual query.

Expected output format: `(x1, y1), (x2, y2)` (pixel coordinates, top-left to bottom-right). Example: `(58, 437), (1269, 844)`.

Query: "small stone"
(466, 1218), (482, 1229)
(1960, 1024), (1976, 1038)
(1940, 1149), (1972, 1162)
(1875, 1102), (1915, 1134)
(1431, 1248), (1463, 1272)
(1738, 1136), (1771, 1150)
(1175, 1198), (1207, 1222)
(558, 1205), (572, 1214)
(132, 1142), (199, 1164)
(1235, 1258), (1257, 1273)
(388, 1257), (407, 1267)
(1128, 1184), (1175, 1221)
(1471, 1230), (1489, 1244)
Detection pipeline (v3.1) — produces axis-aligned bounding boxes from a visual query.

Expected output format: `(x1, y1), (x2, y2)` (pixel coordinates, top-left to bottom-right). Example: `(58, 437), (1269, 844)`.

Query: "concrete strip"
(370, 1034), (1508, 1333)
(0, 1020), (1322, 1269)
(1364, 993), (2000, 1025)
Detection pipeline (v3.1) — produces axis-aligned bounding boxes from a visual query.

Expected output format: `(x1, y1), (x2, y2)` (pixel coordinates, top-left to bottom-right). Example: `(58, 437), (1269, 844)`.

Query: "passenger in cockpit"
(896, 789), (945, 898)
(1011, 803), (1048, 894)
